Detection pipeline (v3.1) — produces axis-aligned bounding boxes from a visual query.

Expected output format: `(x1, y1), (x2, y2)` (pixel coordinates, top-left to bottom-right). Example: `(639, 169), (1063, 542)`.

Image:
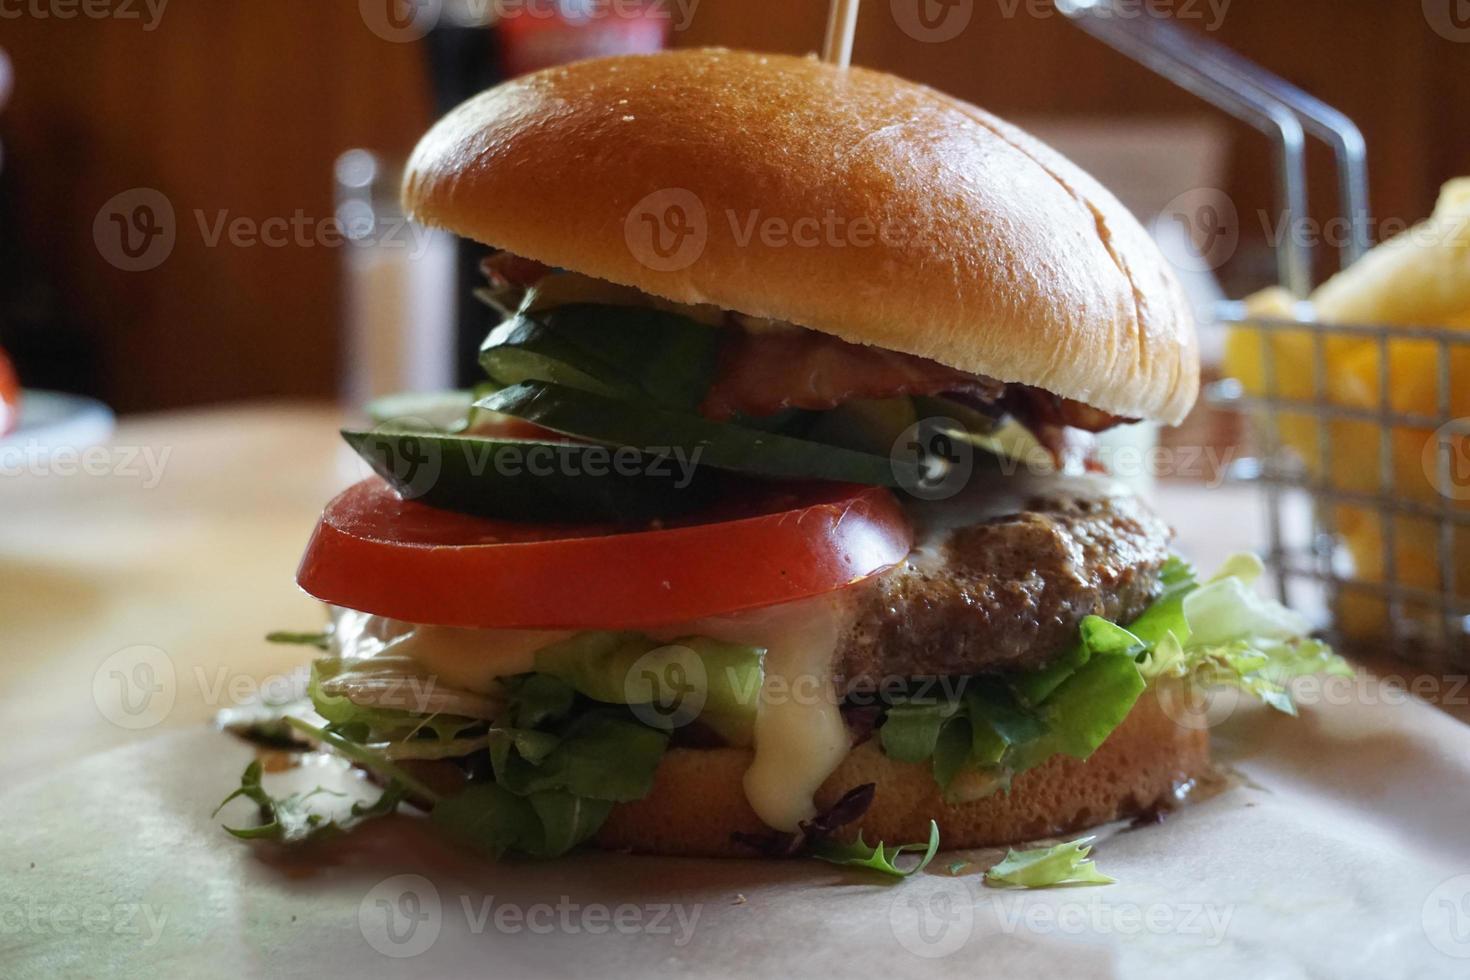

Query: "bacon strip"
(700, 328), (1004, 420)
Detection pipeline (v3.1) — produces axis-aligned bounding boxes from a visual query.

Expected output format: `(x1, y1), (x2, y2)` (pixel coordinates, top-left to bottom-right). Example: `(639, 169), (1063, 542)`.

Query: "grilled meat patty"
(837, 473), (1172, 687)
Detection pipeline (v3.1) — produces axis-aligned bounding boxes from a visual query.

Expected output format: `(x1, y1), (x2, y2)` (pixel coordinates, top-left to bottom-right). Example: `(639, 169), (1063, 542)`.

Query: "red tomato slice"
(297, 478), (912, 630)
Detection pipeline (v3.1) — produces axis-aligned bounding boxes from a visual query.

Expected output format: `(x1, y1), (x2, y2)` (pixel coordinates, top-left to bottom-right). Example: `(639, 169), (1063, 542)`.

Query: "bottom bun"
(596, 684), (1211, 857)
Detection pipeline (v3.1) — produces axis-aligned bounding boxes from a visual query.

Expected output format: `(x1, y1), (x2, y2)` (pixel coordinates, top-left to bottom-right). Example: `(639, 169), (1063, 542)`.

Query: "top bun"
(404, 48), (1199, 424)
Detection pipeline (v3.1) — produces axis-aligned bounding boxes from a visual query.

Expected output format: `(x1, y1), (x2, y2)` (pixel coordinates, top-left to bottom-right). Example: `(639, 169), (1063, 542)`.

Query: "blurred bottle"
(336, 149), (457, 410)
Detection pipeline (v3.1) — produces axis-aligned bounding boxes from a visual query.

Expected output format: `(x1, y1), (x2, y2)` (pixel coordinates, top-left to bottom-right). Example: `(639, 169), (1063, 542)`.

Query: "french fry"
(1225, 179), (1470, 649)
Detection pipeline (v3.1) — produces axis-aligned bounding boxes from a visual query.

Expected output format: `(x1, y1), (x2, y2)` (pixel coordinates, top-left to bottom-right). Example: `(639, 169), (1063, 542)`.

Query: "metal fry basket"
(1060, 0), (1470, 669)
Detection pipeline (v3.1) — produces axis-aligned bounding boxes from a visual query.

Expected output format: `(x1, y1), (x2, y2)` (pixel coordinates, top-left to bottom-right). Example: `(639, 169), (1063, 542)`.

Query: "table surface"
(0, 401), (1287, 786)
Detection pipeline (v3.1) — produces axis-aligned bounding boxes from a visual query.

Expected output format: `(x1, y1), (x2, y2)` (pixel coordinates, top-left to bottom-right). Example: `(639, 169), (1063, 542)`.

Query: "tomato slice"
(297, 478), (913, 630)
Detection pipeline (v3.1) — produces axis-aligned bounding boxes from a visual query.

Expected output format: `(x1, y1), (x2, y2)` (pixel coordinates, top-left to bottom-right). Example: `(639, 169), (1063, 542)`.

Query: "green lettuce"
(532, 631), (764, 743)
(811, 820), (941, 878)
(984, 836), (1114, 889)
(307, 657), (483, 742)
(879, 554), (1349, 799)
(265, 630), (331, 651)
(428, 673), (669, 859)
(431, 783), (614, 860)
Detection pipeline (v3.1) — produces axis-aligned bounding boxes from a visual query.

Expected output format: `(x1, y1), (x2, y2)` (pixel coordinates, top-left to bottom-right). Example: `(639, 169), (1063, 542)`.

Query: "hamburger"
(218, 49), (1345, 871)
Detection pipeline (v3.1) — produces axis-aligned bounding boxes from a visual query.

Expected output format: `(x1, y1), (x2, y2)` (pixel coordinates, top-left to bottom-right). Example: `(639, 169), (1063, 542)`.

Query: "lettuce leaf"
(488, 710), (669, 802)
(811, 820), (941, 878)
(984, 836), (1114, 889)
(307, 658), (483, 742)
(879, 553), (1348, 800)
(532, 631), (764, 723)
(214, 758), (407, 844)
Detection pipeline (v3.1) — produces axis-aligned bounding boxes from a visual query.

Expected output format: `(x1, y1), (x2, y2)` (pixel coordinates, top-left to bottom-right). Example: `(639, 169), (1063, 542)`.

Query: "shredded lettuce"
(984, 836), (1114, 889)
(879, 553), (1350, 798)
(811, 820), (941, 878)
(1135, 554), (1353, 715)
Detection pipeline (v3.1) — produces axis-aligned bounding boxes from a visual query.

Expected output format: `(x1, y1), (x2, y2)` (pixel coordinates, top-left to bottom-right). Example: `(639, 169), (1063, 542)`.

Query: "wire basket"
(1061, 1), (1467, 669)
(1207, 309), (1470, 669)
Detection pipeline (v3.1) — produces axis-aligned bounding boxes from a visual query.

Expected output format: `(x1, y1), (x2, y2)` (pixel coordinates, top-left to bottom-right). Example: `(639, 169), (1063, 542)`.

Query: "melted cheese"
(658, 595), (851, 832)
(740, 599), (849, 831)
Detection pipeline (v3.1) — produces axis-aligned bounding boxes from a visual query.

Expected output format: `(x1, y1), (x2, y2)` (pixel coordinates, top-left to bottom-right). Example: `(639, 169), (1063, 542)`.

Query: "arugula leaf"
(265, 630), (331, 651)
(214, 759), (405, 844)
(282, 717), (445, 804)
(811, 820), (941, 878)
(431, 783), (615, 860)
(424, 673), (670, 859)
(501, 673), (577, 730)
(984, 836), (1115, 889)
(488, 709), (669, 802)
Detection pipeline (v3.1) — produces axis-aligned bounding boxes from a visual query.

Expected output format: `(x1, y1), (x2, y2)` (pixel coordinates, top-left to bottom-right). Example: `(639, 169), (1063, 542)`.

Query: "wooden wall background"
(0, 0), (1465, 412)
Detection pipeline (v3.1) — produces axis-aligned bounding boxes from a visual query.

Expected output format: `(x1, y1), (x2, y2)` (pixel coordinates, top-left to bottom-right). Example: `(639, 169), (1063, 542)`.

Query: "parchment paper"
(3, 677), (1470, 979)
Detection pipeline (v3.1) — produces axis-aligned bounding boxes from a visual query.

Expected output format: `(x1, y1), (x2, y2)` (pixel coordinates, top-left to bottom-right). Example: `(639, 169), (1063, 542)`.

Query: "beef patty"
(836, 474), (1172, 686)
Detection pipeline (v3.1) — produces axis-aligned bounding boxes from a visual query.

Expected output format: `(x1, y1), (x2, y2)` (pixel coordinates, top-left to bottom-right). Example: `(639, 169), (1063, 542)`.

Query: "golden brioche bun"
(404, 47), (1199, 425)
(596, 685), (1211, 857)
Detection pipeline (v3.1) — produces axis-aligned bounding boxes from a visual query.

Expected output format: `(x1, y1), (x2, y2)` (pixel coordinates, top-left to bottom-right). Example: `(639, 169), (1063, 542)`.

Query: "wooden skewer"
(822, 0), (861, 68)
